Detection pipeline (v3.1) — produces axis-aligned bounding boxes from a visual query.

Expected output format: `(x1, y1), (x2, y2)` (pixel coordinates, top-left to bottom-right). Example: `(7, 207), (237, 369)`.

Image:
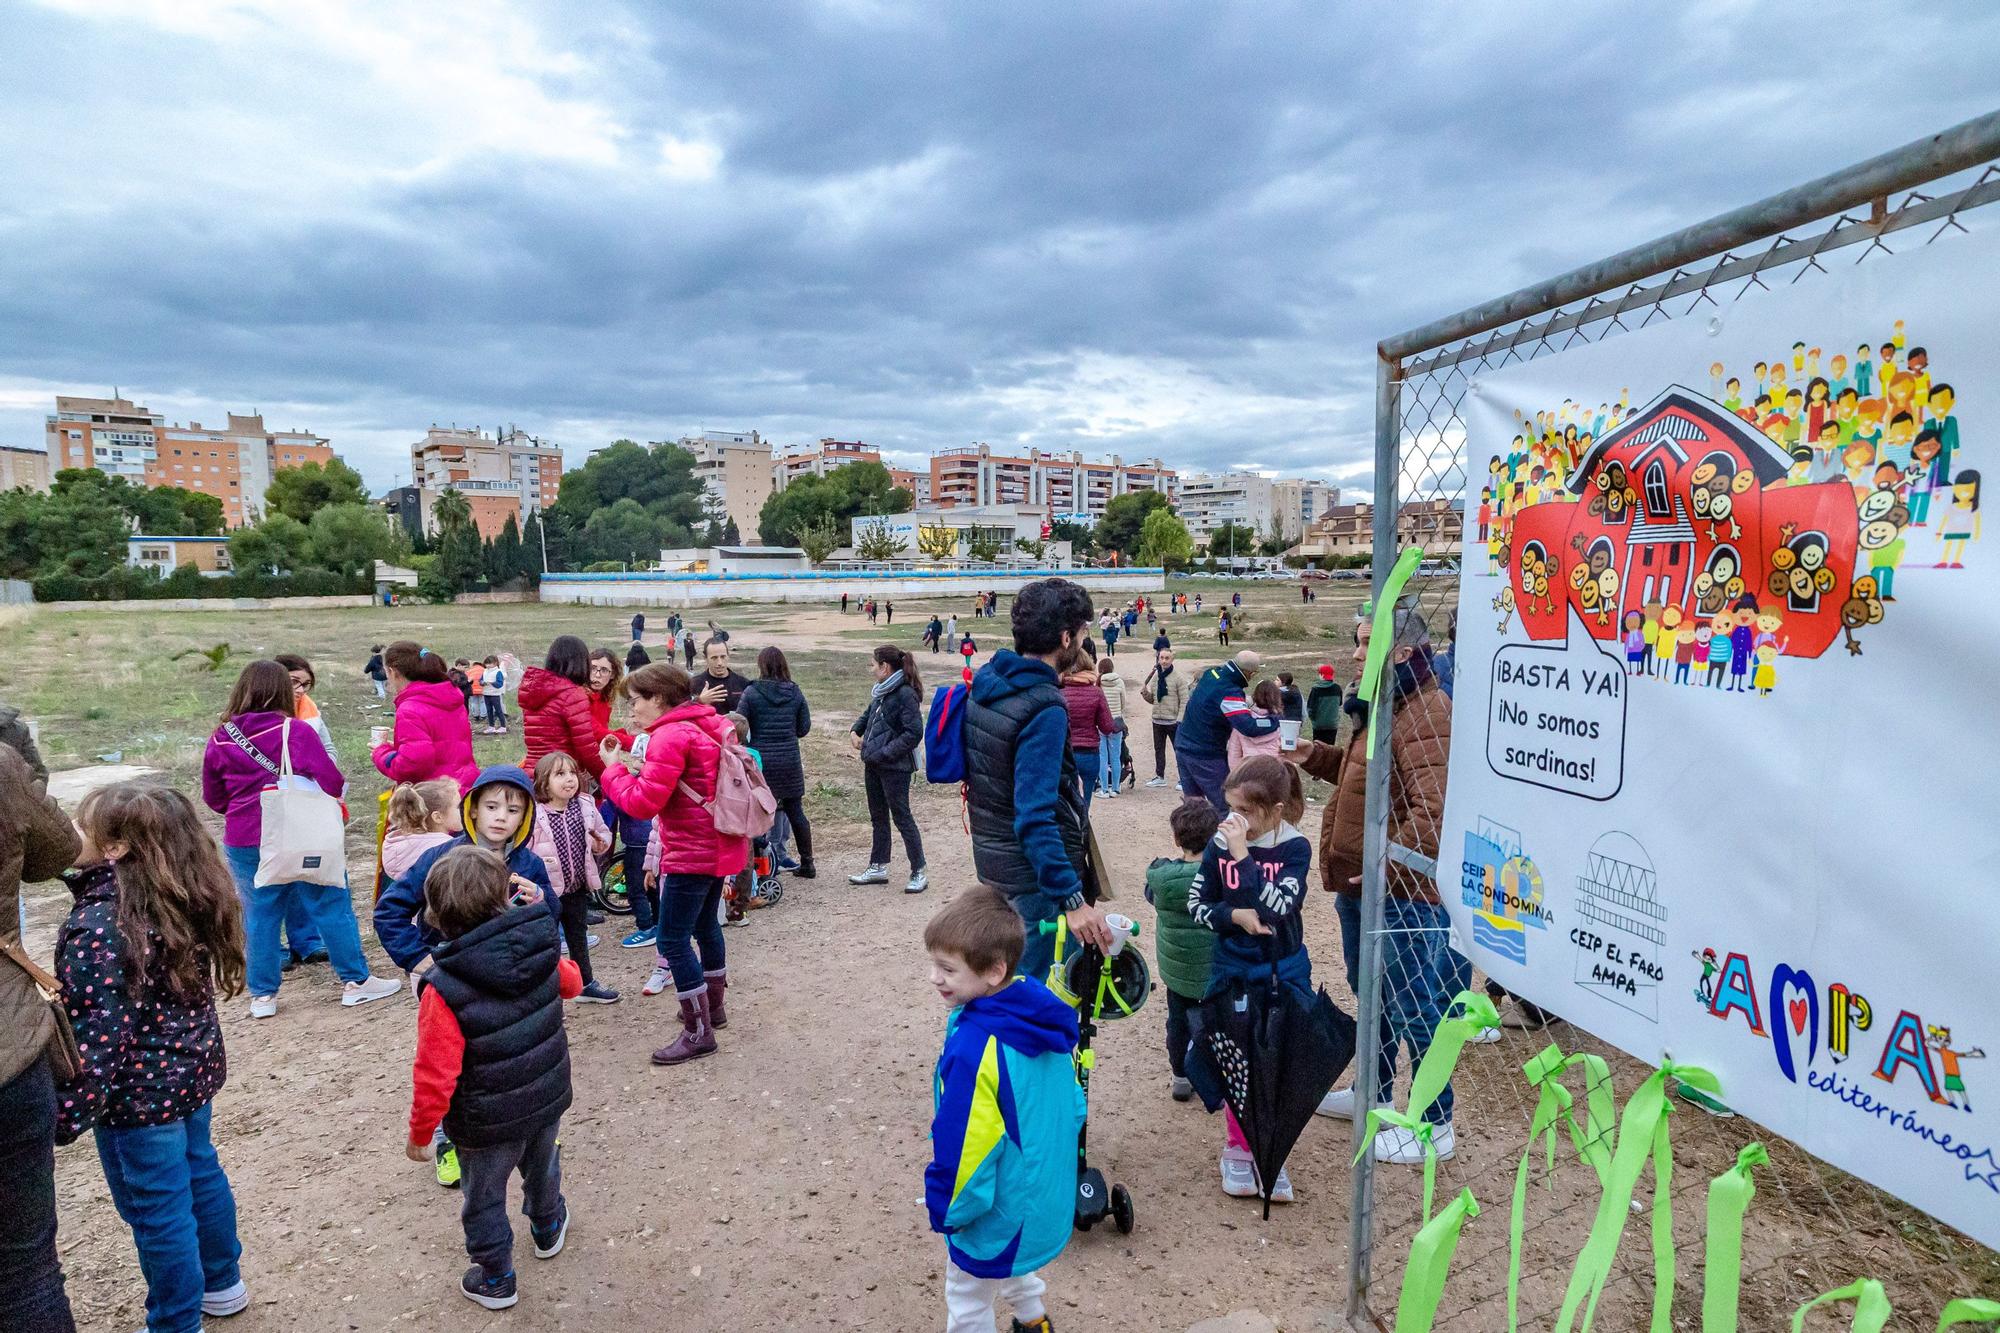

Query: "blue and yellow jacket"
(925, 978), (1084, 1279)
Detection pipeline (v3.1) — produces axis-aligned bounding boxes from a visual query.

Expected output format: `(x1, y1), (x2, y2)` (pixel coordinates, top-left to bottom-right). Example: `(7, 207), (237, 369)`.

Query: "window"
(1643, 461), (1671, 517)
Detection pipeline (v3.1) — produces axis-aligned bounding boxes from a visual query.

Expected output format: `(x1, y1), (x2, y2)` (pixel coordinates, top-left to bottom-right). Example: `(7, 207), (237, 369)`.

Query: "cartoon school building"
(1507, 387), (1860, 659)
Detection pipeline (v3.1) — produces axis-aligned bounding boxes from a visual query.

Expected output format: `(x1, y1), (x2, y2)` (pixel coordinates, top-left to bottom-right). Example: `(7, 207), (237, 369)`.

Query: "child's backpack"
(924, 681), (970, 784)
(681, 735), (777, 840)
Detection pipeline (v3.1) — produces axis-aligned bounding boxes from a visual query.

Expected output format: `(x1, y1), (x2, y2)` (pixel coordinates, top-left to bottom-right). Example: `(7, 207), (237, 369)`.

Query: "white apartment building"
(668, 429), (775, 542)
(409, 424), (562, 522)
(1178, 472), (1340, 544)
(929, 445), (1176, 520)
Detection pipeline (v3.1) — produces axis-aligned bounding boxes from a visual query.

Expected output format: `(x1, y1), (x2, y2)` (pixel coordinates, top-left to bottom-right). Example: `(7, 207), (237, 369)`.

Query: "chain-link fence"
(1347, 112), (2000, 1331)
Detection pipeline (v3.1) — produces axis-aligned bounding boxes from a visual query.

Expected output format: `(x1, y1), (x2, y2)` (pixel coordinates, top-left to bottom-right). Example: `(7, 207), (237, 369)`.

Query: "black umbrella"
(1190, 975), (1357, 1218)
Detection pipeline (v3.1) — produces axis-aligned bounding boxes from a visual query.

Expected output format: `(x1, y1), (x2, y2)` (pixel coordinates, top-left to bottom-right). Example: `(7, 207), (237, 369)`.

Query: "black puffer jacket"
(739, 677), (812, 799)
(852, 682), (923, 774)
(55, 863), (227, 1143)
(425, 902), (571, 1149)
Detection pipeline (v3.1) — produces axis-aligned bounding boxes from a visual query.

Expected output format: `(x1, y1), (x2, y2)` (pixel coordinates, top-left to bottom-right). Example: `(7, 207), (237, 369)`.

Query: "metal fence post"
(1346, 349), (1403, 1326)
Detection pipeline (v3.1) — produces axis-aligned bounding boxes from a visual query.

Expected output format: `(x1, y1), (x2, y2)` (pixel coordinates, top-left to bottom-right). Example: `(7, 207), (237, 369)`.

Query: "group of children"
(448, 654), (512, 734)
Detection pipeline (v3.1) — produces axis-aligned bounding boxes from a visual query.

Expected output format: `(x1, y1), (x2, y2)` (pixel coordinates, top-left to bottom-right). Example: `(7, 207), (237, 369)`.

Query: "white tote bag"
(226, 720), (349, 888)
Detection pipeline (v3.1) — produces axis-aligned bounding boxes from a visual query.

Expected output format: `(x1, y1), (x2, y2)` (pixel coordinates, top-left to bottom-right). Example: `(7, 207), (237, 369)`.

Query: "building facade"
(409, 424), (561, 533)
(773, 438), (880, 490)
(1292, 498), (1464, 561)
(667, 430), (775, 542)
(848, 504), (1051, 562)
(126, 535), (232, 576)
(928, 445), (1175, 519)
(47, 396), (334, 526)
(0, 446), (52, 493)
(1178, 472), (1340, 545)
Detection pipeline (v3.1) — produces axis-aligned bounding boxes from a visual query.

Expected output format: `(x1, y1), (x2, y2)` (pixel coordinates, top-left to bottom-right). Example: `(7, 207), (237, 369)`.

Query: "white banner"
(1438, 223), (1998, 1246)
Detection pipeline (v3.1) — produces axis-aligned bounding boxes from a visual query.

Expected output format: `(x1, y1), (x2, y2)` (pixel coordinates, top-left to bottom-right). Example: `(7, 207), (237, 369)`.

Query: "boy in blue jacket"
(924, 886), (1083, 1333)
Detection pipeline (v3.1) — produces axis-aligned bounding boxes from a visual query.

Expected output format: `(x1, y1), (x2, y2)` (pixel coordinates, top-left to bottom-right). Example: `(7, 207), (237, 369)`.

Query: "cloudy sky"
(3, 1), (1997, 496)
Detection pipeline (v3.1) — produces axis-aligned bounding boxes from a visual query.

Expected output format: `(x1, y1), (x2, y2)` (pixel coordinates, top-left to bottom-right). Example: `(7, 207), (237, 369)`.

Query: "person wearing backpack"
(849, 646), (927, 894)
(599, 664), (750, 1066)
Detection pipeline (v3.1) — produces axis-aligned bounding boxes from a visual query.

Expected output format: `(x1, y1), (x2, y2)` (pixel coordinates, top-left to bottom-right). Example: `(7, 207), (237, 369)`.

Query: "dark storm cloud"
(2, 0), (1997, 491)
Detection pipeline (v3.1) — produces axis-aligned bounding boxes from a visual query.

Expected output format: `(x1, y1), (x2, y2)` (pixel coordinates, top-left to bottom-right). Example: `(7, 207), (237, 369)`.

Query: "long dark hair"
(223, 660), (295, 720)
(757, 646), (791, 682)
(383, 640), (448, 684)
(546, 634), (591, 686)
(77, 784), (246, 1002)
(873, 644), (920, 694)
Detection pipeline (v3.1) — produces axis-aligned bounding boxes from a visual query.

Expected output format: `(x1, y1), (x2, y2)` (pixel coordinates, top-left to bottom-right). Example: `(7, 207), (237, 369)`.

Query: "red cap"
(1317, 664), (1336, 681)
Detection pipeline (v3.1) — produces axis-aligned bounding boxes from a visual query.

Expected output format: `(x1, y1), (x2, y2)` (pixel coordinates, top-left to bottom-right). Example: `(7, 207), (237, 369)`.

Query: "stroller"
(1039, 915), (1151, 1236)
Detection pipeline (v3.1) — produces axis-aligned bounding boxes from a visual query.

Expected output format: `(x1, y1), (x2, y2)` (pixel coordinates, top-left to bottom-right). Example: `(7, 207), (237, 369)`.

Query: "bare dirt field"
(8, 588), (1992, 1331)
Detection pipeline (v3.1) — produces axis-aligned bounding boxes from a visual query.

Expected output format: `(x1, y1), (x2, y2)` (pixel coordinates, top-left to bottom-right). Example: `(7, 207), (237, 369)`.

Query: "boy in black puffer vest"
(405, 847), (583, 1311)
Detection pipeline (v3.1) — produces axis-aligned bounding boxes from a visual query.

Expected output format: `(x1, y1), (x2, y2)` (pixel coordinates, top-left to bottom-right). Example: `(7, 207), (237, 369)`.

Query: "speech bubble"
(1486, 608), (1628, 801)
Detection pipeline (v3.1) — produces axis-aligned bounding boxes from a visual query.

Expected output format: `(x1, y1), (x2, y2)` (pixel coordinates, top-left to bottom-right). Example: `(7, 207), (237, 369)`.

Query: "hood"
(398, 678), (471, 715)
(432, 902), (560, 997)
(750, 678), (801, 704)
(970, 650), (1057, 706)
(1099, 670), (1125, 687)
(462, 764), (537, 853)
(650, 701), (733, 742)
(516, 666), (584, 710)
(958, 977), (1079, 1058)
(225, 709), (291, 739)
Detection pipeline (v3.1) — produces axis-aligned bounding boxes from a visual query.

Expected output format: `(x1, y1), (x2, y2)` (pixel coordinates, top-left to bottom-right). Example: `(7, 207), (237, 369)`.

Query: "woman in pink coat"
(370, 641), (479, 789)
(600, 662), (746, 1067)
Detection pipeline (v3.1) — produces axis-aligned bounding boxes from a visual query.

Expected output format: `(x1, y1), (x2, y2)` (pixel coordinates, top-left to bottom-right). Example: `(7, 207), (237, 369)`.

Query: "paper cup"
(1279, 719), (1302, 750)
(370, 726), (391, 747)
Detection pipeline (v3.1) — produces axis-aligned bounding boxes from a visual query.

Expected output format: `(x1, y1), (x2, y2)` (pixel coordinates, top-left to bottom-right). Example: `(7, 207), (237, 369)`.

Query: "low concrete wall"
(35, 594), (377, 613)
(541, 567), (1166, 607)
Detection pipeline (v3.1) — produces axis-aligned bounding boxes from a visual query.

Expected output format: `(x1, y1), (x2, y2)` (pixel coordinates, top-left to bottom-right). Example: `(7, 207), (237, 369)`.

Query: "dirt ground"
(17, 596), (1994, 1331)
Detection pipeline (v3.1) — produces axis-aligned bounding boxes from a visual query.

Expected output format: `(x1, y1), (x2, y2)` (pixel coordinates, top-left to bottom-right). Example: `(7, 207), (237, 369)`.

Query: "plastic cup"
(1279, 719), (1302, 751)
(370, 726), (391, 747)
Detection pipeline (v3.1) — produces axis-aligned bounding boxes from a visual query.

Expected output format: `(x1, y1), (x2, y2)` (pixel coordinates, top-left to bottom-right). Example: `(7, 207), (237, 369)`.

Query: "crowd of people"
(0, 577), (1505, 1333)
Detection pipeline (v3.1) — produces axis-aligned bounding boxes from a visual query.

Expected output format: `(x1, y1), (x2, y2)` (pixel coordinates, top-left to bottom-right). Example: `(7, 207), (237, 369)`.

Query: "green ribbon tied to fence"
(1356, 989), (1500, 1225)
(1791, 1279), (1892, 1333)
(1700, 1142), (1768, 1333)
(1394, 1188), (1481, 1333)
(1356, 545), (1425, 758)
(1507, 1043), (1618, 1333)
(1553, 1060), (1721, 1333)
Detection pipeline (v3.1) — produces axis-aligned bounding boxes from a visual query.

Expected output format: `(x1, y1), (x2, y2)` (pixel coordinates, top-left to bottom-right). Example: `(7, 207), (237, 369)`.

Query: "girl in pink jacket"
(1226, 678), (1287, 769)
(531, 752), (618, 1004)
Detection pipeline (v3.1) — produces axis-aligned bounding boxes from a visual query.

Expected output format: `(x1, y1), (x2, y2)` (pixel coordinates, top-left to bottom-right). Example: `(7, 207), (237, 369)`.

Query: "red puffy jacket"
(603, 703), (748, 878)
(518, 667), (607, 781)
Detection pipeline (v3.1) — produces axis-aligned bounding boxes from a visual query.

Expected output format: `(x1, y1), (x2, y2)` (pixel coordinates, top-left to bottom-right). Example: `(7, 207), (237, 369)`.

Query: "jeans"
(1178, 751), (1229, 815)
(557, 891), (595, 985)
(944, 1258), (1047, 1333)
(224, 844), (372, 997)
(864, 766), (923, 870)
(1164, 989), (1195, 1078)
(0, 1059), (75, 1333)
(282, 893), (323, 962)
(1097, 732), (1122, 793)
(457, 1120), (563, 1279)
(657, 873), (725, 995)
(371, 677), (387, 699)
(1072, 747), (1100, 811)
(484, 694), (506, 727)
(619, 817), (655, 931)
(1152, 721), (1178, 779)
(775, 794), (813, 866)
(1338, 892), (1459, 1124)
(95, 1104), (241, 1333)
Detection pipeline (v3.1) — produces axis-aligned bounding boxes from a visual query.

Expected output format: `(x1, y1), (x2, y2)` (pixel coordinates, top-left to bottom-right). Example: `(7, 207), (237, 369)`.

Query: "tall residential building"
(888, 467), (931, 505)
(0, 446), (53, 493)
(46, 395), (334, 526)
(1178, 472), (1340, 545)
(669, 430), (775, 542)
(773, 438), (880, 490)
(409, 424), (561, 535)
(929, 445), (1175, 520)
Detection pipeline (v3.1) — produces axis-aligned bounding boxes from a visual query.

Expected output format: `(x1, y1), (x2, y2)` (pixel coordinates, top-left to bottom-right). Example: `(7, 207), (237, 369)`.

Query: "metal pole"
(1380, 109), (2000, 360)
(1348, 349), (1402, 1326)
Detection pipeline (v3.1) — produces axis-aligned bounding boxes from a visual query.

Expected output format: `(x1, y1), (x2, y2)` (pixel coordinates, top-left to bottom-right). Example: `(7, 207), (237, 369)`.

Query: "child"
(365, 643), (388, 698)
(530, 753), (619, 1003)
(56, 783), (250, 1333)
(1095, 657), (1126, 799)
(923, 886), (1081, 1333)
(1188, 756), (1312, 1201)
(1148, 800), (1222, 1102)
(481, 655), (508, 734)
(724, 712), (770, 919)
(383, 778), (463, 881)
(466, 657), (486, 718)
(276, 653), (334, 755)
(1225, 678), (1287, 769)
(405, 846), (582, 1312)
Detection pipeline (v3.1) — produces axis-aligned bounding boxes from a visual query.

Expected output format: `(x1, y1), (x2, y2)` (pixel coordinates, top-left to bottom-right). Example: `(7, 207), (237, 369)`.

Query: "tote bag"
(226, 719), (348, 888)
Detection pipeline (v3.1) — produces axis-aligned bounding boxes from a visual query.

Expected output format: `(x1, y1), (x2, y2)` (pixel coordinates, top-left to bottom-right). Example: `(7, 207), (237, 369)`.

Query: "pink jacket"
(1227, 709), (1285, 769)
(530, 798), (609, 896)
(372, 680), (480, 790)
(379, 828), (454, 882)
(608, 703), (748, 879)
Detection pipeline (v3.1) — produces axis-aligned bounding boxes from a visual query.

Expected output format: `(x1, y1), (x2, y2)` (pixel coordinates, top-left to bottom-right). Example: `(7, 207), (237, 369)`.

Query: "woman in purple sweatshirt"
(201, 661), (400, 1019)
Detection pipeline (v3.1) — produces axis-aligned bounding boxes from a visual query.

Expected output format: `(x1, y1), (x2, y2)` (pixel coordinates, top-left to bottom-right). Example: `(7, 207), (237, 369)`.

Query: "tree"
(1049, 518), (1096, 557)
(757, 461), (914, 549)
(1259, 519), (1291, 557)
(553, 441), (702, 564)
(264, 458), (368, 524)
(1138, 509), (1194, 569)
(796, 515), (840, 565)
(722, 517), (741, 546)
(580, 498), (667, 567)
(967, 538), (1003, 563)
(431, 487), (483, 594)
(520, 512), (548, 583)
(916, 525), (960, 561)
(1096, 491), (1172, 560)
(855, 519), (910, 562)
(432, 487), (472, 532)
(307, 502), (394, 578)
(1204, 520), (1257, 561)
(488, 513), (525, 585)
(228, 513), (313, 574)
(1014, 536), (1048, 563)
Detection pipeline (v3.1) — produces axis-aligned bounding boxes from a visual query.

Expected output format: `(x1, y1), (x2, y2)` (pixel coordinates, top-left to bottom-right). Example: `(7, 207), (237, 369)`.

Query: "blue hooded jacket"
(372, 765), (553, 972)
(926, 977), (1084, 1278)
(1176, 660), (1279, 762)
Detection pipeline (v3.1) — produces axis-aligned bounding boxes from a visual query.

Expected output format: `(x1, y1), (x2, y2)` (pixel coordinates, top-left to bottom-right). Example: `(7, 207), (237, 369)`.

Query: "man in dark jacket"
(697, 639), (750, 714)
(964, 579), (1112, 982)
(1174, 649), (1280, 813)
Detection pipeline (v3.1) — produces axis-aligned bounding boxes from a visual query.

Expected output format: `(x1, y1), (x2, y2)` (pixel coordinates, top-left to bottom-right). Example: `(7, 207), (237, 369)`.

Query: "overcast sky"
(3, 1), (1996, 497)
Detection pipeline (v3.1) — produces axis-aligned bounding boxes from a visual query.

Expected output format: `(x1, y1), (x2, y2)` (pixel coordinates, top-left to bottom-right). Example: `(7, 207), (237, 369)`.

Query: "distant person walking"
(363, 644), (388, 699)
(631, 611), (645, 644)
(1140, 648), (1187, 787)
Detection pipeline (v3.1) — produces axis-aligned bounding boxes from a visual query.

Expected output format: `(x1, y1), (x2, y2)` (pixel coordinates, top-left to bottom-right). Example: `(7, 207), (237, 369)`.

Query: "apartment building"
(668, 430), (775, 542)
(0, 446), (52, 493)
(1178, 472), (1340, 545)
(47, 395), (334, 526)
(382, 482), (525, 542)
(1294, 498), (1464, 560)
(773, 438), (880, 490)
(410, 424), (561, 527)
(929, 445), (1175, 519)
(888, 467), (931, 505)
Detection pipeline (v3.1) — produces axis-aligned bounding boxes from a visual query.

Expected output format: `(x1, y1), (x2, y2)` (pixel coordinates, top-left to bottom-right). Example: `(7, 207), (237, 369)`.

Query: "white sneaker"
(585, 933), (600, 950)
(848, 864), (889, 885)
(642, 967), (671, 996)
(203, 1279), (249, 1317)
(1375, 1122), (1455, 1165)
(905, 869), (929, 894)
(249, 994), (277, 1020)
(1265, 1166), (1295, 1204)
(342, 975), (402, 1007)
(1316, 1086), (1391, 1119)
(1145, 777), (1169, 788)
(1219, 1149), (1259, 1198)
(1472, 1025), (1503, 1044)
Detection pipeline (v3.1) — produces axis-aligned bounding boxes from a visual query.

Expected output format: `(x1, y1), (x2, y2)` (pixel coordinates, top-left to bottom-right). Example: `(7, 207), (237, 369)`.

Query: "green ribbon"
(1936, 1299), (2000, 1330)
(1507, 1044), (1618, 1333)
(1791, 1279), (1891, 1333)
(1393, 1187), (1481, 1333)
(1357, 545), (1426, 758)
(1553, 1060), (1721, 1333)
(1356, 990), (1500, 1224)
(1701, 1143), (1768, 1333)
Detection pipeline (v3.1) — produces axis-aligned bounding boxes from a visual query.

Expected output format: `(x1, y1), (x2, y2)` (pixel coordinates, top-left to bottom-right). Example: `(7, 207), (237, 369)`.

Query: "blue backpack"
(924, 682), (970, 784)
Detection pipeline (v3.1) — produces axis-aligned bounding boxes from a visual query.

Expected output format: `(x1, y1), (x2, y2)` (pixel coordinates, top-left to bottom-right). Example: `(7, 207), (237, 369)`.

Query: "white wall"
(541, 567), (1165, 608)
